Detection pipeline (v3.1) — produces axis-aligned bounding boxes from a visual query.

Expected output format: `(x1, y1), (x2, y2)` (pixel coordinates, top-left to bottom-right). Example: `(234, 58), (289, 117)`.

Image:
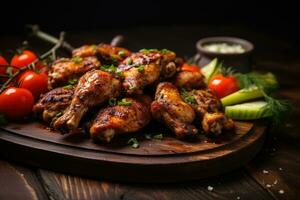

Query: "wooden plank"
(246, 88), (300, 200)
(0, 160), (49, 200)
(38, 169), (274, 200)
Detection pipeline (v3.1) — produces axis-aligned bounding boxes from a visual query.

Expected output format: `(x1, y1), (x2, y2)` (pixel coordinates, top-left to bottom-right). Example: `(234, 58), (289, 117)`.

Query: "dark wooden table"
(1, 25), (299, 200)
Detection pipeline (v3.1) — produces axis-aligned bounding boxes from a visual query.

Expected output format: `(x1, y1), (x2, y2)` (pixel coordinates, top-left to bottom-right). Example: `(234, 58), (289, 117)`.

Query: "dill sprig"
(235, 72), (279, 93)
(264, 94), (293, 128)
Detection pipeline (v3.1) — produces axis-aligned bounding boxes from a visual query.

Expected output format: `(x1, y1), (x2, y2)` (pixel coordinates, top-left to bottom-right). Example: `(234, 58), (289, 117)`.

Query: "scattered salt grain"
(207, 186), (214, 192)
(236, 196), (240, 200)
(279, 167), (283, 171)
(266, 184), (272, 188)
(263, 170), (269, 174)
(279, 190), (285, 194)
(274, 180), (278, 185)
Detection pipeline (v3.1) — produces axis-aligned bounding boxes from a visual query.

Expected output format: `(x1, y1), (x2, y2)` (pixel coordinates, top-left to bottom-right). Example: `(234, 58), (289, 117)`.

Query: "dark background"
(0, 1), (299, 42)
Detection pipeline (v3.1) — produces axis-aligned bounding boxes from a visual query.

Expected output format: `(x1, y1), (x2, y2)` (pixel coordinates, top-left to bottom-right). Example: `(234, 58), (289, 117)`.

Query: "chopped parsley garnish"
(55, 112), (62, 117)
(139, 48), (158, 53)
(144, 133), (152, 140)
(153, 134), (163, 140)
(127, 138), (139, 148)
(68, 78), (78, 85)
(117, 71), (124, 78)
(137, 65), (145, 72)
(108, 98), (117, 106)
(71, 56), (83, 63)
(129, 85), (138, 90)
(63, 85), (73, 89)
(101, 64), (116, 73)
(181, 88), (196, 104)
(139, 48), (173, 54)
(127, 58), (133, 65)
(117, 99), (132, 106)
(118, 50), (126, 58)
(160, 49), (173, 54)
(144, 133), (164, 140)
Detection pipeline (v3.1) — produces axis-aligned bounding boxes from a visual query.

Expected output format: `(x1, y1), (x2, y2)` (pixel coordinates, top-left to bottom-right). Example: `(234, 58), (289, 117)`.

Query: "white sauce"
(203, 43), (245, 54)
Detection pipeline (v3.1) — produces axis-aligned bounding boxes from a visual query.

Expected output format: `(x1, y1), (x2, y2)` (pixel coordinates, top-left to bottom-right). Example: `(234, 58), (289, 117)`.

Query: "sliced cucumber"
(221, 86), (264, 107)
(225, 101), (272, 120)
(201, 58), (220, 83)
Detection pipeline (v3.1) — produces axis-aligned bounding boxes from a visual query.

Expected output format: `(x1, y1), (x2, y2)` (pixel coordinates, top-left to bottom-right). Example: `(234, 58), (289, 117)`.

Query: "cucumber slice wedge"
(221, 86), (264, 107)
(201, 58), (219, 83)
(225, 101), (272, 120)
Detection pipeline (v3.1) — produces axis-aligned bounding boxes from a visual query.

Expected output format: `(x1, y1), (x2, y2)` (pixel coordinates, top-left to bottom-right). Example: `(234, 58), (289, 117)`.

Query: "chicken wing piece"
(202, 112), (234, 135)
(90, 95), (152, 143)
(183, 89), (234, 135)
(185, 89), (221, 118)
(33, 87), (74, 125)
(48, 56), (100, 89)
(173, 67), (205, 90)
(117, 49), (176, 95)
(151, 82), (198, 137)
(72, 43), (131, 64)
(53, 70), (121, 133)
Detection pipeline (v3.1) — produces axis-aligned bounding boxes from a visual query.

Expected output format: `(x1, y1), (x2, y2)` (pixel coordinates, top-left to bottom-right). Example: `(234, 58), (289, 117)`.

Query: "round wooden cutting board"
(0, 120), (267, 182)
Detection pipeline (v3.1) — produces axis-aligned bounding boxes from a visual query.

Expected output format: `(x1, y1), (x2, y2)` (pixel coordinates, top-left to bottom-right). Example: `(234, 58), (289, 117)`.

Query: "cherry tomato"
(0, 87), (34, 119)
(0, 56), (9, 82)
(10, 50), (37, 68)
(208, 75), (239, 98)
(181, 63), (200, 72)
(18, 70), (48, 99)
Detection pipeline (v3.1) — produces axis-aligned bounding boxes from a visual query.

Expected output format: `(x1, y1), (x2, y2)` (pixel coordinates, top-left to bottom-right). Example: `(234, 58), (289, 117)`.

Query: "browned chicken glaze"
(90, 95), (152, 143)
(187, 89), (221, 118)
(72, 43), (131, 64)
(174, 69), (205, 90)
(117, 50), (177, 95)
(151, 82), (198, 137)
(202, 112), (234, 136)
(33, 87), (74, 125)
(48, 56), (100, 89)
(185, 89), (234, 135)
(53, 70), (121, 133)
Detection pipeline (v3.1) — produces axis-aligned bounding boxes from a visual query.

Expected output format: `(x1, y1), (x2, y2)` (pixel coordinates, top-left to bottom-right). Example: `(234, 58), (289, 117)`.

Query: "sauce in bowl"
(203, 42), (245, 54)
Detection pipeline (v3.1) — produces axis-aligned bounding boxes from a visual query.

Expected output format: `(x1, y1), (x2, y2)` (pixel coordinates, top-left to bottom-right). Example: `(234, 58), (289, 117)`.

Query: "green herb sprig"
(128, 138), (139, 148)
(181, 88), (196, 104)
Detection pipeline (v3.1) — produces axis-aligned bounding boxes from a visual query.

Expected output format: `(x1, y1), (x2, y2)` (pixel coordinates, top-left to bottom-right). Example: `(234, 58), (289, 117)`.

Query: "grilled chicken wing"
(48, 56), (100, 89)
(72, 43), (131, 64)
(202, 112), (234, 135)
(185, 89), (234, 135)
(151, 82), (198, 137)
(117, 50), (176, 95)
(90, 95), (152, 142)
(187, 89), (221, 118)
(53, 70), (121, 133)
(33, 87), (74, 125)
(173, 68), (205, 90)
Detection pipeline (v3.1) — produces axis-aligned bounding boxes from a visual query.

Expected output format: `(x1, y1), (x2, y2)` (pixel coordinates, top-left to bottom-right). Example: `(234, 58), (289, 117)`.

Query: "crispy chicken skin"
(202, 112), (234, 136)
(117, 50), (177, 95)
(90, 96), (152, 142)
(33, 87), (74, 125)
(187, 89), (221, 118)
(151, 82), (198, 137)
(53, 70), (121, 133)
(185, 89), (234, 135)
(48, 56), (100, 89)
(72, 43), (131, 64)
(174, 69), (205, 90)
